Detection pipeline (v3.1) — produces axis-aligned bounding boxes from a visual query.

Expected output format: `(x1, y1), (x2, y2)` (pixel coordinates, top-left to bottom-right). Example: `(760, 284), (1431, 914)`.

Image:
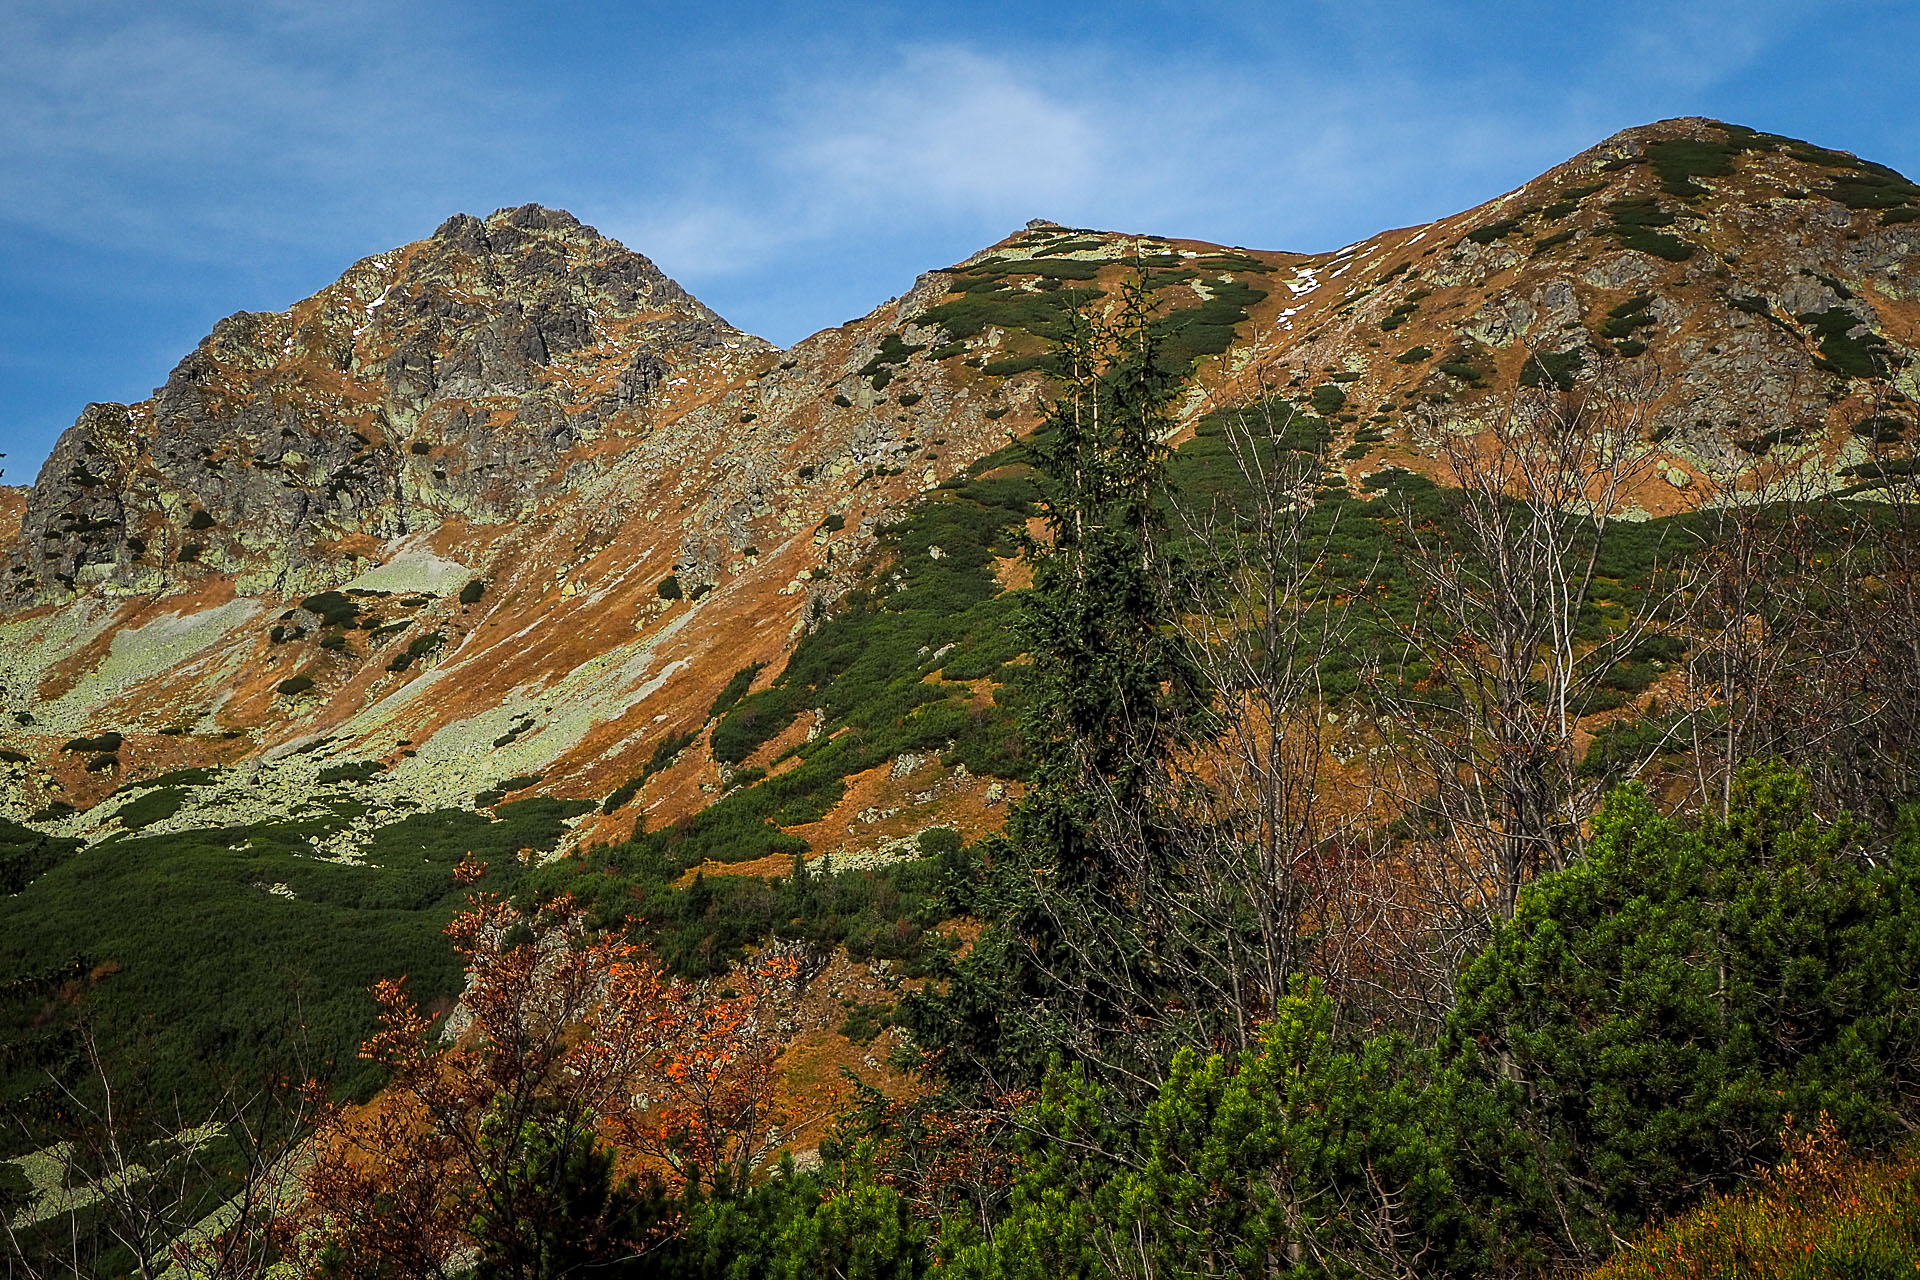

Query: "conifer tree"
(907, 275), (1203, 1098)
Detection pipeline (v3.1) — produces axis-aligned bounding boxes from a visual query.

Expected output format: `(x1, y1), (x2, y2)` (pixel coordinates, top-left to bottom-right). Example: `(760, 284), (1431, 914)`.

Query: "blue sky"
(3, 0), (1916, 481)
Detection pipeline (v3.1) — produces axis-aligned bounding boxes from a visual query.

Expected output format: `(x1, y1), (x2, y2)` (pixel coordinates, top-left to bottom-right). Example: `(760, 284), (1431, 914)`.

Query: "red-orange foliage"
(604, 948), (799, 1191)
(1586, 1115), (1920, 1279)
(283, 889), (801, 1275)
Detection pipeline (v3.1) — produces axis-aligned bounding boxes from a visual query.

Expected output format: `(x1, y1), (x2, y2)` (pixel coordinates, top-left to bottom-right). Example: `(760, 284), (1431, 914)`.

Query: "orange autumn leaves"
(597, 938), (796, 1189)
(282, 885), (798, 1275)
(1587, 1116), (1920, 1279)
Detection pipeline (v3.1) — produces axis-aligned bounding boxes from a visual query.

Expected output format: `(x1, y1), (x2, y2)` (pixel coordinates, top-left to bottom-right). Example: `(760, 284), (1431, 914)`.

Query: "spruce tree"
(906, 275), (1203, 1098)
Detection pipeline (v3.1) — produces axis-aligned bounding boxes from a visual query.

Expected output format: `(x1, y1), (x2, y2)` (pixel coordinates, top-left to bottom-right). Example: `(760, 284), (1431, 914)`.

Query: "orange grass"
(1587, 1116), (1920, 1279)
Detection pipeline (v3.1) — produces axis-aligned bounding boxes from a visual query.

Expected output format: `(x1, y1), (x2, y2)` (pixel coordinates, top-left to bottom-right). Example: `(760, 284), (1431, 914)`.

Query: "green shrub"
(940, 990), (1467, 1280)
(921, 270), (1106, 349)
(474, 773), (547, 807)
(62, 732), (123, 753)
(386, 631), (444, 673)
(645, 729), (699, 777)
(0, 801), (579, 1116)
(1531, 228), (1577, 255)
(600, 778), (644, 815)
(1599, 294), (1658, 342)
(1467, 217), (1524, 244)
(709, 663), (766, 721)
(299, 591), (358, 628)
(318, 760), (385, 785)
(1797, 307), (1891, 377)
(858, 333), (926, 380)
(0, 818), (81, 893)
(187, 509), (215, 530)
(458, 578), (487, 605)
(1601, 197), (1695, 261)
(1378, 300), (1419, 331)
(1520, 347), (1585, 391)
(116, 786), (188, 830)
(1441, 767), (1920, 1262)
(1396, 345), (1433, 364)
(1147, 276), (1270, 372)
(1643, 136), (1742, 196)
(1310, 384), (1348, 416)
(656, 574), (683, 600)
(1826, 165), (1920, 211)
(1579, 710), (1689, 783)
(982, 353), (1058, 378)
(276, 674), (315, 696)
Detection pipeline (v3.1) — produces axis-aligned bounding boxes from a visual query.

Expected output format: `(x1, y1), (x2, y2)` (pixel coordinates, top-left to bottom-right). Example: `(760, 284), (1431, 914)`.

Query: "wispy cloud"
(603, 39), (1598, 296)
(791, 49), (1109, 215)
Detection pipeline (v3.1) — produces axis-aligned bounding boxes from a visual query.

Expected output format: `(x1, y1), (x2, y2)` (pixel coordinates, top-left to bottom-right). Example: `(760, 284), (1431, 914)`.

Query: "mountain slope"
(2, 116), (1916, 864)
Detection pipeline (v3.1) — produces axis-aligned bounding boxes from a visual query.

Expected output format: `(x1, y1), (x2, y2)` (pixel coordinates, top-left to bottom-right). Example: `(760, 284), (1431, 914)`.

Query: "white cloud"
(604, 202), (787, 279)
(609, 39), (1604, 290)
(790, 48), (1109, 214)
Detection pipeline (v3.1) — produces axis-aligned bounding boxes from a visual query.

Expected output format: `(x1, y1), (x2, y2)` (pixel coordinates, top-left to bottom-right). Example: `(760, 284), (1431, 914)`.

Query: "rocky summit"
(6, 204), (759, 604)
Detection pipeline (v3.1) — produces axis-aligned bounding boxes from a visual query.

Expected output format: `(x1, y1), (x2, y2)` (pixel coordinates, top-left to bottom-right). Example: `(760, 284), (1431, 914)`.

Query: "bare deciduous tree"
(1370, 363), (1678, 954)
(1158, 390), (1358, 1038)
(1, 1022), (318, 1280)
(1681, 386), (1920, 831)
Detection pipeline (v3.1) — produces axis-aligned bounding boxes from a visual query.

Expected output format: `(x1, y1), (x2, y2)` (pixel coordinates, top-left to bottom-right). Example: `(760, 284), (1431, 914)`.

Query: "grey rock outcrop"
(3, 206), (767, 605)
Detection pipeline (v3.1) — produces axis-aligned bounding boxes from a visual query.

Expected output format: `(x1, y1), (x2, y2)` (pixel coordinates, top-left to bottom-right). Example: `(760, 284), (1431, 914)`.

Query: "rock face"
(5, 205), (765, 604)
(1198, 117), (1920, 511)
(1, 118), (1916, 857)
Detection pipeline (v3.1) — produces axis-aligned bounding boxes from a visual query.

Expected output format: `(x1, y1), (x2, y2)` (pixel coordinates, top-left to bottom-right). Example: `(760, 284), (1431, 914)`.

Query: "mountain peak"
(485, 203), (584, 232)
(1, 209), (768, 605)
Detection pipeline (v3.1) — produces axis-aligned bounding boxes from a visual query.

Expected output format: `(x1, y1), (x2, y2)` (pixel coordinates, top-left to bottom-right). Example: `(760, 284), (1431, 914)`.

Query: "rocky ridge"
(2, 118), (1917, 867)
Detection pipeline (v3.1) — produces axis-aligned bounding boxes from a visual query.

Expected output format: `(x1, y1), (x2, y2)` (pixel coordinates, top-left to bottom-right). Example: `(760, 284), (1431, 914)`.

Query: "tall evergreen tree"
(905, 276), (1204, 1099)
